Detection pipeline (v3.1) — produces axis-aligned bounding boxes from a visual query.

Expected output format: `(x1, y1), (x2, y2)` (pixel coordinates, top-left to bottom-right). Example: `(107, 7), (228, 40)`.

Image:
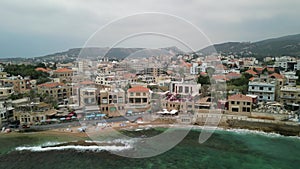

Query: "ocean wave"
(223, 128), (282, 137)
(221, 128), (300, 140)
(15, 140), (133, 152)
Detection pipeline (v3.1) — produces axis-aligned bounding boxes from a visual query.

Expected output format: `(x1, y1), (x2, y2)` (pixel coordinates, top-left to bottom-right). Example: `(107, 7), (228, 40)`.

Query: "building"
(0, 100), (14, 122)
(13, 102), (56, 125)
(169, 81), (201, 96)
(161, 92), (195, 113)
(0, 76), (36, 94)
(79, 87), (97, 107)
(0, 86), (14, 100)
(127, 86), (151, 112)
(248, 80), (276, 102)
(95, 72), (132, 87)
(144, 67), (164, 77)
(53, 68), (74, 83)
(228, 94), (252, 113)
(280, 86), (300, 109)
(37, 82), (72, 103)
(282, 72), (297, 86)
(190, 63), (200, 75)
(99, 88), (126, 117)
(0, 72), (8, 79)
(275, 56), (296, 71)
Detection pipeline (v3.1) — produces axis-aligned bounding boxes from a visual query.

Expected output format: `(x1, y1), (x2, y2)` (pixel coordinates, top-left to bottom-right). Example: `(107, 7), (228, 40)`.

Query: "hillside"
(33, 46), (183, 62)
(199, 34), (300, 59)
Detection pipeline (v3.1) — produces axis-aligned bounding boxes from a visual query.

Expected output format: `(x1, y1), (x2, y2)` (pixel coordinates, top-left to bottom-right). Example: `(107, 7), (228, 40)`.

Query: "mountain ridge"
(199, 34), (300, 58)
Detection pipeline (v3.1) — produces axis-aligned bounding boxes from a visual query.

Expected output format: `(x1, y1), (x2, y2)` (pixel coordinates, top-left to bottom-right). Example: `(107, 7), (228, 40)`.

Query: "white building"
(190, 63), (200, 75)
(248, 81), (276, 102)
(169, 81), (201, 96)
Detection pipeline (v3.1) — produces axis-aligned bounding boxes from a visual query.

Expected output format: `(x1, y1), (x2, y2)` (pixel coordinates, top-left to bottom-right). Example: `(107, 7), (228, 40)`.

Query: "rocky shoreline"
(226, 119), (300, 136)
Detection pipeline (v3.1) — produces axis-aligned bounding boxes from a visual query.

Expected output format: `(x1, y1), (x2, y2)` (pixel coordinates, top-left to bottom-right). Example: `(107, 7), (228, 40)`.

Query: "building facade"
(228, 94), (252, 113)
(248, 81), (276, 102)
(98, 88), (125, 117)
(127, 86), (151, 113)
(280, 86), (300, 107)
(37, 82), (72, 103)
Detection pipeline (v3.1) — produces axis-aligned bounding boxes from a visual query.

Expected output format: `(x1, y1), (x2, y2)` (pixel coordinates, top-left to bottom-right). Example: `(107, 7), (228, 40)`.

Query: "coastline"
(1, 119), (299, 139)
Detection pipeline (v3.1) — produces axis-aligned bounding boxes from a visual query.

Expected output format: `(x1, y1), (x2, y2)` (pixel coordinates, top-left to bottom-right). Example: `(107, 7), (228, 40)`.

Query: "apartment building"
(99, 88), (125, 117)
(280, 86), (300, 107)
(248, 80), (276, 102)
(127, 86), (151, 113)
(37, 82), (72, 103)
(169, 81), (201, 96)
(53, 68), (74, 83)
(228, 94), (252, 113)
(0, 76), (36, 94)
(0, 86), (14, 100)
(79, 87), (97, 107)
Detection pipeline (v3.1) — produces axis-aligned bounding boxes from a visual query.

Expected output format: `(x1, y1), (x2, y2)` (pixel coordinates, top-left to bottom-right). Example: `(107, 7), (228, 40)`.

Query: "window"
(179, 86), (183, 93)
(130, 92), (134, 96)
(185, 87), (189, 93)
(232, 108), (239, 112)
(259, 87), (263, 90)
(252, 86), (254, 90)
(242, 107), (246, 112)
(237, 101), (240, 105)
(268, 87), (272, 91)
(136, 92), (141, 96)
(231, 101), (235, 104)
(247, 102), (250, 105)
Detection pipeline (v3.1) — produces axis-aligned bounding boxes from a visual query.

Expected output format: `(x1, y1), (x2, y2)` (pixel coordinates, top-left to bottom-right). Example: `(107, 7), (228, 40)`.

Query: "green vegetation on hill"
(226, 73), (253, 94)
(200, 34), (300, 59)
(3, 64), (51, 84)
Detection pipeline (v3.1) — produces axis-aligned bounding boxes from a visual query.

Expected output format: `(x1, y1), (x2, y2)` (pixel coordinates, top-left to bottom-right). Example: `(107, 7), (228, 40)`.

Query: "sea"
(0, 128), (299, 169)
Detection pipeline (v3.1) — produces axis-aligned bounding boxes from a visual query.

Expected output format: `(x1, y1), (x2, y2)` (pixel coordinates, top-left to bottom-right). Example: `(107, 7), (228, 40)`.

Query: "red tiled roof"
(228, 94), (252, 102)
(54, 68), (73, 73)
(249, 77), (255, 81)
(255, 67), (264, 73)
(200, 72), (207, 76)
(128, 86), (150, 92)
(212, 75), (229, 81)
(35, 67), (51, 72)
(267, 67), (275, 72)
(269, 73), (285, 79)
(38, 82), (65, 88)
(226, 72), (241, 79)
(245, 69), (258, 75)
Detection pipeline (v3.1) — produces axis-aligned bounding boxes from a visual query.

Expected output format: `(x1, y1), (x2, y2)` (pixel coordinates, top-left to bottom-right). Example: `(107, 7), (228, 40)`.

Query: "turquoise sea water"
(0, 129), (299, 169)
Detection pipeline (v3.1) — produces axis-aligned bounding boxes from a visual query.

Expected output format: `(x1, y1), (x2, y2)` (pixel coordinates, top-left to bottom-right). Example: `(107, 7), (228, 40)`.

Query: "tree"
(206, 67), (215, 76)
(197, 75), (210, 85)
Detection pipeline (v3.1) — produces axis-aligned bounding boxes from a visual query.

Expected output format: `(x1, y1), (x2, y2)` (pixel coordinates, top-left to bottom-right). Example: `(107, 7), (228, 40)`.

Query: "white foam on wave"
(223, 128), (282, 137)
(15, 140), (133, 152)
(220, 128), (300, 140)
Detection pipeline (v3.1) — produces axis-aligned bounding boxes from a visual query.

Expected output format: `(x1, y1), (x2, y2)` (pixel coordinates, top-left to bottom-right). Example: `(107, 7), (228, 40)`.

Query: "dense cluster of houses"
(1, 54), (300, 126)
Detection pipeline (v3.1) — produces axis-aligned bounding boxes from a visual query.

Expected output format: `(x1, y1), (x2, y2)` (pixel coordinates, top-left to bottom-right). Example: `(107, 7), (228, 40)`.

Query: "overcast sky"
(0, 0), (299, 58)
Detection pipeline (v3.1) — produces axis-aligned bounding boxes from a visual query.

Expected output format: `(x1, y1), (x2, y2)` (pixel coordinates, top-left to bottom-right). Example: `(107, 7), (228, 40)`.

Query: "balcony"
(280, 96), (296, 99)
(248, 89), (274, 93)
